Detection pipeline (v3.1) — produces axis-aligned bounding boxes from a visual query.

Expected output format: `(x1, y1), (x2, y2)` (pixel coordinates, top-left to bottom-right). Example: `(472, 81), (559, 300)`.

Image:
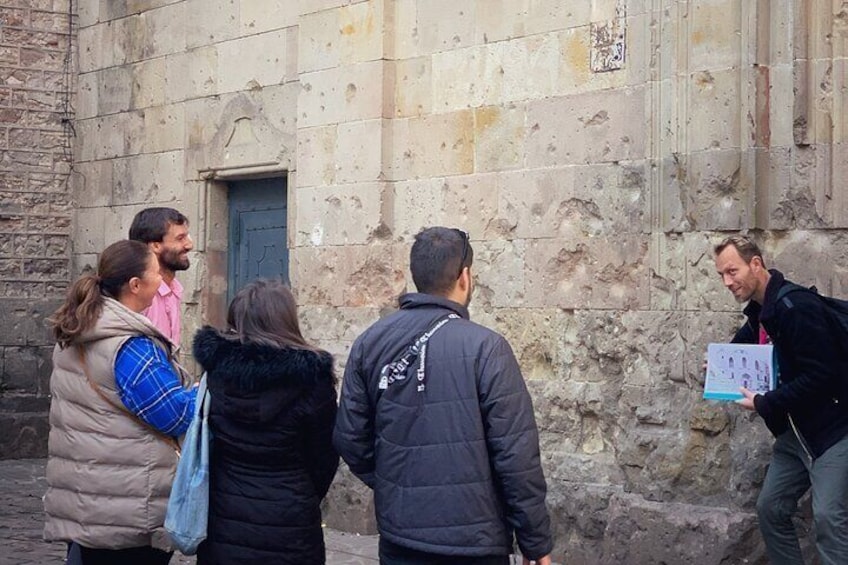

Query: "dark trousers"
(66, 542), (172, 565)
(379, 537), (510, 565)
(756, 431), (848, 565)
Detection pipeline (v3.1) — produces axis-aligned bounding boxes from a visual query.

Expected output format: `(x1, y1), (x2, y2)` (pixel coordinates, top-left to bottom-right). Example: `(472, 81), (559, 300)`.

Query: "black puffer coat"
(334, 293), (552, 560)
(192, 327), (339, 565)
(733, 270), (848, 458)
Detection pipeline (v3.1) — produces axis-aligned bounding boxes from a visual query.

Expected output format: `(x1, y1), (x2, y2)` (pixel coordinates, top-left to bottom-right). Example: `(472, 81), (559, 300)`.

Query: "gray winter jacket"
(334, 293), (553, 560)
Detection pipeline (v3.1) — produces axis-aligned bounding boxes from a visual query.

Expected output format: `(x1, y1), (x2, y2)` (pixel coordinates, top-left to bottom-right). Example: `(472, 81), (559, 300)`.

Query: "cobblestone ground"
(0, 459), (378, 564)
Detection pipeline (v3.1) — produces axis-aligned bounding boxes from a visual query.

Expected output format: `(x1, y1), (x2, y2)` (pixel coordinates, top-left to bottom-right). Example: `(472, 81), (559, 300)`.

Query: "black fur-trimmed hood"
(192, 326), (335, 393)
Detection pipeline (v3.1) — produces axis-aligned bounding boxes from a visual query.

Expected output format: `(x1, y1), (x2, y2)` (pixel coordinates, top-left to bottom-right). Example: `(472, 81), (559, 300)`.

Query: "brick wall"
(0, 1), (75, 459)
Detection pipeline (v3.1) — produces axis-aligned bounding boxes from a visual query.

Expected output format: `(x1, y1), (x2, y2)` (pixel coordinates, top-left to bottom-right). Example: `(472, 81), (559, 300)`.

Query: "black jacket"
(192, 327), (339, 565)
(333, 293), (553, 560)
(733, 270), (848, 458)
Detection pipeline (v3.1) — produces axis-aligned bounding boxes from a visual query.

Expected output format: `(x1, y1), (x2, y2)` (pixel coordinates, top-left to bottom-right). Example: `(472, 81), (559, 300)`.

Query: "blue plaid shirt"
(114, 336), (196, 437)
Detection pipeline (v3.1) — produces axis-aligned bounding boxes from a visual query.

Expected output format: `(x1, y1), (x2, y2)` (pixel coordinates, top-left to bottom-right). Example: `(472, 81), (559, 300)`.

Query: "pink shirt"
(143, 278), (183, 346)
(759, 325), (771, 345)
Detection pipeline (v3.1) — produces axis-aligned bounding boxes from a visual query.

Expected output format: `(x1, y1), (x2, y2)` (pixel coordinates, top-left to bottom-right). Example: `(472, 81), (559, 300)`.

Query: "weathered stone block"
(78, 0), (100, 28)
(526, 87), (646, 167)
(130, 58), (165, 109)
(185, 0), (238, 49)
(2, 346), (52, 395)
(82, 112), (144, 160)
(12, 235), (44, 256)
(392, 57), (431, 118)
(294, 182), (386, 246)
(291, 244), (407, 309)
(777, 144), (837, 229)
(164, 48), (218, 103)
(297, 124), (338, 187)
(256, 82), (299, 137)
(416, 0), (477, 55)
(473, 0), (591, 44)
(431, 43), (504, 110)
(217, 30), (289, 94)
(335, 119), (383, 184)
(391, 173), (498, 241)
(239, 0), (297, 35)
(472, 307), (573, 382)
(19, 47), (64, 71)
(322, 464), (377, 534)
(496, 163), (649, 241)
(298, 60), (384, 127)
(23, 259), (68, 281)
(0, 410), (49, 459)
(73, 206), (108, 254)
(768, 64), (795, 148)
(689, 0), (742, 72)
(141, 103), (185, 153)
(0, 299), (61, 347)
(524, 235), (651, 309)
(298, 1), (382, 73)
(391, 0), (419, 60)
(298, 0), (352, 16)
(0, 260), (22, 278)
(26, 215), (70, 235)
(545, 485), (766, 564)
(688, 69), (742, 151)
(137, 3), (186, 61)
(685, 149), (754, 231)
(765, 230), (848, 297)
(474, 104), (525, 172)
(299, 305), (382, 345)
(112, 150), (184, 205)
(387, 110), (474, 180)
(502, 34), (560, 101)
(469, 238), (526, 308)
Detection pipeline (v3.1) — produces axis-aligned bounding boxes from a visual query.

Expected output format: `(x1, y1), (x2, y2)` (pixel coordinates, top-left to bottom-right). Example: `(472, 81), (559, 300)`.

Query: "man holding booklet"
(713, 235), (848, 565)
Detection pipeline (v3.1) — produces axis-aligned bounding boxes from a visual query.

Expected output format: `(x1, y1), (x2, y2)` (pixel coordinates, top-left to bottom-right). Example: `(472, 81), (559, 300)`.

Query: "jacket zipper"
(788, 413), (814, 465)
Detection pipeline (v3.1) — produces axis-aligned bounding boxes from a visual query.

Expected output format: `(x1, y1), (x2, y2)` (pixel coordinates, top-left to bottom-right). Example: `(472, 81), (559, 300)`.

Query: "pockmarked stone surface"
(6, 0), (845, 562)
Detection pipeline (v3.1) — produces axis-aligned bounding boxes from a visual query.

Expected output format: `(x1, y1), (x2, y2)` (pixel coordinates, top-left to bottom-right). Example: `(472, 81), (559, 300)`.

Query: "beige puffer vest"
(43, 297), (192, 551)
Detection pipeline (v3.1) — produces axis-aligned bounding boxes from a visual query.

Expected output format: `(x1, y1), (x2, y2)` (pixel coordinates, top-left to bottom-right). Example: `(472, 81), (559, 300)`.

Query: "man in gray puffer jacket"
(334, 227), (553, 565)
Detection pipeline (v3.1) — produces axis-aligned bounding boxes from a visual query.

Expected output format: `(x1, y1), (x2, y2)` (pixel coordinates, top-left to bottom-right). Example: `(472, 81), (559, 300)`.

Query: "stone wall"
(0, 1), (74, 459)
(69, 0), (848, 563)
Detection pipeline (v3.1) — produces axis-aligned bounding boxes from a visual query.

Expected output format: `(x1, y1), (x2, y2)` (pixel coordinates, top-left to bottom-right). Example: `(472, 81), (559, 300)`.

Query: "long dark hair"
(50, 240), (152, 348)
(226, 279), (318, 351)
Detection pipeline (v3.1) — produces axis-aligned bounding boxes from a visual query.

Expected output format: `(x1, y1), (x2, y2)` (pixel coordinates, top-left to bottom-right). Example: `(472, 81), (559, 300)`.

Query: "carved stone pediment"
(197, 93), (294, 178)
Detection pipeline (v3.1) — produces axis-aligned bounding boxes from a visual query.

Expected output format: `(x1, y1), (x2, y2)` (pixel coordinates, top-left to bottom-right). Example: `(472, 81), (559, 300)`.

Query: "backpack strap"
(775, 282), (817, 310)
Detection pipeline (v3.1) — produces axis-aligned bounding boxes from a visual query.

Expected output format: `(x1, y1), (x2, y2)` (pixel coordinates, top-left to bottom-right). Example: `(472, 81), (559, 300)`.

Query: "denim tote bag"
(165, 373), (211, 555)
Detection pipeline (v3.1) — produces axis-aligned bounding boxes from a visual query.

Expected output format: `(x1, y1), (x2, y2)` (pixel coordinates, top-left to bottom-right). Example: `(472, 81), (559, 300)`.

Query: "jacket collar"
(742, 269), (785, 324)
(398, 292), (470, 320)
(192, 326), (334, 393)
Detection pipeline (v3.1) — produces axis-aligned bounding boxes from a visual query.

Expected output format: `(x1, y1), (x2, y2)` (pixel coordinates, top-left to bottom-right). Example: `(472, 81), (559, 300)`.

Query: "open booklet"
(704, 343), (775, 401)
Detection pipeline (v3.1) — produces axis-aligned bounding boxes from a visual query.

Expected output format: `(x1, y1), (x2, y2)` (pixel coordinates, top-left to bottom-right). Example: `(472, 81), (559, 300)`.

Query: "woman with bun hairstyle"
(44, 239), (196, 565)
(193, 278), (339, 565)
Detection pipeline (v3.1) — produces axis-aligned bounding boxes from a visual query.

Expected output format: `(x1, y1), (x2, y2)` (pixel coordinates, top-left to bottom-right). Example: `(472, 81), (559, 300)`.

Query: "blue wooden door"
(228, 177), (288, 303)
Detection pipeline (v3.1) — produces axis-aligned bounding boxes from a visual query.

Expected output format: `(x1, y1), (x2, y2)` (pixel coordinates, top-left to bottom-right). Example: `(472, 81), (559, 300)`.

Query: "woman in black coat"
(192, 279), (339, 565)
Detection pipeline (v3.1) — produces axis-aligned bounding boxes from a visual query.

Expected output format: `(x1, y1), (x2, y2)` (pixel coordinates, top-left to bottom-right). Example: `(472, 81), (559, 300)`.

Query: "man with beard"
(129, 208), (193, 346)
(714, 235), (848, 564)
(334, 227), (553, 565)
